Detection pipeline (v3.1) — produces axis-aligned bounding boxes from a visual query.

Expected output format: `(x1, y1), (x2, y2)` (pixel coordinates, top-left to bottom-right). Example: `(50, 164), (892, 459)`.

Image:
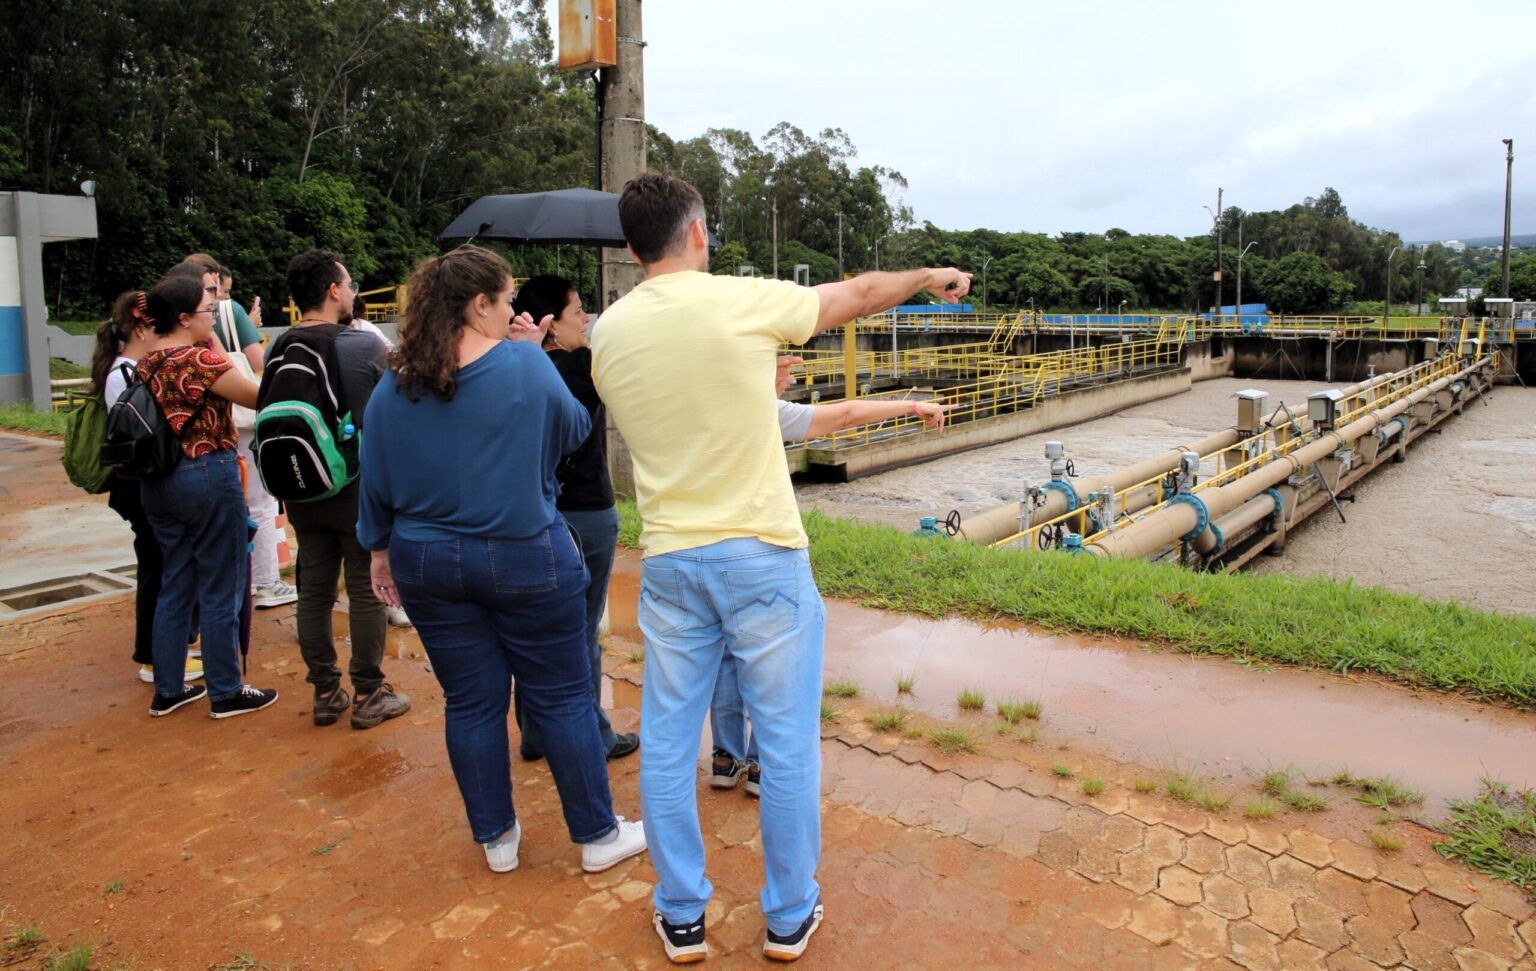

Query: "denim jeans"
(287, 482), (385, 695)
(710, 656), (760, 762)
(107, 477), (160, 666)
(390, 526), (617, 845)
(517, 505), (621, 755)
(141, 450), (247, 702)
(638, 538), (824, 937)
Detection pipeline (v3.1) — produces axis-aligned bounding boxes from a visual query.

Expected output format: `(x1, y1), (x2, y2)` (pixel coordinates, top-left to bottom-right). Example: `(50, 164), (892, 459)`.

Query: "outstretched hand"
(913, 401), (957, 431)
(508, 311), (553, 344)
(927, 268), (973, 304)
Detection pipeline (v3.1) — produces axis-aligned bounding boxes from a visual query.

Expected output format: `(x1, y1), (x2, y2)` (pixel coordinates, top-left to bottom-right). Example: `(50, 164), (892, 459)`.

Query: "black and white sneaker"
(210, 685), (279, 719)
(653, 912), (707, 964)
(744, 761), (761, 798)
(149, 684), (207, 717)
(764, 901), (824, 962)
(710, 748), (746, 789)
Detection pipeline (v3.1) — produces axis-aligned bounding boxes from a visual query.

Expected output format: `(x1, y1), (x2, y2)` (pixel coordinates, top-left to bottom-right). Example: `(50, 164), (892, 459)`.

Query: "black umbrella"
(439, 188), (719, 248)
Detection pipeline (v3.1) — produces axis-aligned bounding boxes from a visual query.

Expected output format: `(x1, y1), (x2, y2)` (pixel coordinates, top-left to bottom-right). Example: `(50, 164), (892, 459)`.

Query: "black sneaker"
(710, 748), (746, 789)
(653, 912), (707, 964)
(607, 732), (640, 761)
(210, 685), (279, 719)
(149, 684), (207, 717)
(744, 761), (761, 798)
(764, 902), (823, 962)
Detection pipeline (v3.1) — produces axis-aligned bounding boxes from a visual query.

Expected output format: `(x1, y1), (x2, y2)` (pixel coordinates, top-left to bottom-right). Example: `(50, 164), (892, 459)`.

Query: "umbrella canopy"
(439, 187), (718, 248)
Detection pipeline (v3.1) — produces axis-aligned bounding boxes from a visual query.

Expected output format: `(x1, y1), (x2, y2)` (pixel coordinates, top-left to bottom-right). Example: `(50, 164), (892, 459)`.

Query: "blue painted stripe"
(0, 306), (24, 375)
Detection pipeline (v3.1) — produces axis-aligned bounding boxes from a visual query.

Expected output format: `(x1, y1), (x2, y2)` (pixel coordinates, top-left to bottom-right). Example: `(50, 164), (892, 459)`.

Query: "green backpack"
(61, 369), (125, 494)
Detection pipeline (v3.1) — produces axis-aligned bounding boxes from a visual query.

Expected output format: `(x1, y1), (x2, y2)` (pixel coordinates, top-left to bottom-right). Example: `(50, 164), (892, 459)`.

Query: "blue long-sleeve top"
(357, 340), (591, 550)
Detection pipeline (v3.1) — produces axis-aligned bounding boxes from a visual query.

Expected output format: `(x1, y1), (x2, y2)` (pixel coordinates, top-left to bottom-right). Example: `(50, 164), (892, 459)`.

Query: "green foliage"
(1438, 781), (1536, 891)
(1082, 778), (1106, 797)
(956, 688), (985, 711)
(865, 708), (911, 732)
(1257, 251), (1354, 313)
(928, 728), (978, 755)
(46, 945), (93, 971)
(1481, 253), (1536, 301)
(823, 680), (859, 699)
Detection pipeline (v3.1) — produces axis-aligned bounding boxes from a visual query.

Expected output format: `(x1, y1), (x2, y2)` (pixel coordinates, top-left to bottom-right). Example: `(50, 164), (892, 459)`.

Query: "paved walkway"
(1, 591), (1531, 970)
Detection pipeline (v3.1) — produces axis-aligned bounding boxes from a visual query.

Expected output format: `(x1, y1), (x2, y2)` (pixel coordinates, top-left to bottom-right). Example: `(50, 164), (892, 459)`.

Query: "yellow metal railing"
(284, 285), (405, 325)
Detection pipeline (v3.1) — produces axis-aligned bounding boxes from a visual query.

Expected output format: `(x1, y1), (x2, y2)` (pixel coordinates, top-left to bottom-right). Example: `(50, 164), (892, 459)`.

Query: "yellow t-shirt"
(591, 271), (820, 556)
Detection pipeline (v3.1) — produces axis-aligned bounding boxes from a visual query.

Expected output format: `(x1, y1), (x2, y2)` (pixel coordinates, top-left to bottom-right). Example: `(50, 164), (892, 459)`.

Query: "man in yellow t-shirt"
(592, 172), (969, 965)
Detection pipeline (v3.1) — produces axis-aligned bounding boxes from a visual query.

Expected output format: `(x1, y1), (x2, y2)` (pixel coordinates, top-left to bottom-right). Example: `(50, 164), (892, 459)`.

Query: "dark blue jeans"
(391, 526), (617, 845)
(141, 450), (247, 702)
(517, 506), (621, 755)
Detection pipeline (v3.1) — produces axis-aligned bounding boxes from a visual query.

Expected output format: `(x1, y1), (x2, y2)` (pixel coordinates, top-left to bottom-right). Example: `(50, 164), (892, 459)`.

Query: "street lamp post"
(1203, 187), (1224, 313)
(771, 197), (779, 279)
(1385, 246), (1398, 329)
(874, 232), (891, 271)
(1416, 252), (1426, 315)
(837, 211), (844, 279)
(1501, 138), (1515, 298)
(980, 255), (994, 310)
(1118, 299), (1127, 321)
(1236, 240), (1258, 324)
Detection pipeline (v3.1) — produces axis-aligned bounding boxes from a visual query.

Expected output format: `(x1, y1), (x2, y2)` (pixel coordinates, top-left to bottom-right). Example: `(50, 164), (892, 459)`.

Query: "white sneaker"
(581, 817), (647, 873)
(484, 822), (521, 873)
(386, 605), (412, 628)
(254, 581), (298, 608)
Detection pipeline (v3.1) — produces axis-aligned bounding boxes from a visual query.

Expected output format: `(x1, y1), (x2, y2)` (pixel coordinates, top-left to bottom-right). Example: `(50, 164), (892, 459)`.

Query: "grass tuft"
(928, 728), (979, 756)
(104, 880), (123, 894)
(1051, 764), (1074, 778)
(1165, 770), (1233, 812)
(1333, 773), (1425, 808)
(312, 833), (349, 856)
(819, 702), (837, 724)
(823, 680), (859, 699)
(1370, 830), (1404, 853)
(7, 926), (42, 950)
(1244, 797), (1278, 820)
(46, 946), (93, 971)
(1082, 778), (1106, 797)
(1437, 780), (1536, 892)
(997, 698), (1042, 724)
(1017, 727), (1040, 745)
(865, 708), (910, 733)
(957, 688), (986, 711)
(1282, 790), (1330, 813)
(895, 670), (917, 694)
(625, 648), (645, 664)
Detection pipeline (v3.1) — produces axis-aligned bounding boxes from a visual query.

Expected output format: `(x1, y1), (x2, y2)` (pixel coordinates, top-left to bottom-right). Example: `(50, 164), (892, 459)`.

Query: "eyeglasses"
(339, 280), (360, 294)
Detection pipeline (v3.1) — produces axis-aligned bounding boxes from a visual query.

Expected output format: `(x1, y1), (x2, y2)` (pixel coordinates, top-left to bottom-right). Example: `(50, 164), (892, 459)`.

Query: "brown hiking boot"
(313, 685), (351, 727)
(351, 683), (411, 730)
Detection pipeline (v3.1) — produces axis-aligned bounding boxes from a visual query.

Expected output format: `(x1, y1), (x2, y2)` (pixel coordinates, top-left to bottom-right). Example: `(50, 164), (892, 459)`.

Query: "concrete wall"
(1230, 337), (1419, 383)
(0, 192), (98, 407)
(1187, 338), (1235, 382)
(805, 367), (1192, 481)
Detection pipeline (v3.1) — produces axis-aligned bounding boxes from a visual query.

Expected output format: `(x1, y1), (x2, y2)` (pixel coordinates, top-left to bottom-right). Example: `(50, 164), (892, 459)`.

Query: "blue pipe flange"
(1262, 488), (1284, 524)
(1206, 522), (1226, 555)
(1167, 493), (1209, 542)
(1043, 479), (1080, 513)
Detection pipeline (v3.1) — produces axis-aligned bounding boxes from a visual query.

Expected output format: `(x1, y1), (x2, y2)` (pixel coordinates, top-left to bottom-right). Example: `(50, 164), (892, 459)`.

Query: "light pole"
(1101, 232), (1112, 314)
(980, 255), (994, 310)
(874, 232), (891, 271)
(1118, 299), (1127, 320)
(1385, 246), (1398, 328)
(1501, 138), (1514, 298)
(771, 196), (779, 279)
(1416, 251), (1426, 315)
(1236, 240), (1258, 322)
(1204, 187), (1224, 312)
(836, 211), (844, 279)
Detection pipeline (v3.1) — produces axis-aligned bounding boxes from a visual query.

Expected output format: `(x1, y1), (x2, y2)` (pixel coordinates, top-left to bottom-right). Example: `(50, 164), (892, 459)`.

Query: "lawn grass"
(0, 401), (68, 437)
(620, 504), (1536, 706)
(1437, 781), (1536, 892)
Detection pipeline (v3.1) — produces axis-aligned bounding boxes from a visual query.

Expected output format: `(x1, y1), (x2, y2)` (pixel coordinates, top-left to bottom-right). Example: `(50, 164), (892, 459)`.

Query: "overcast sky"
(556, 0), (1535, 242)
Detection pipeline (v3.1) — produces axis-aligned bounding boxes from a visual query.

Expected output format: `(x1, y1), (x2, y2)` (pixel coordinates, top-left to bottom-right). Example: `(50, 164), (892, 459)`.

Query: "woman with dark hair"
(137, 273), (278, 720)
(510, 275), (635, 763)
(93, 292), (203, 685)
(359, 245), (646, 875)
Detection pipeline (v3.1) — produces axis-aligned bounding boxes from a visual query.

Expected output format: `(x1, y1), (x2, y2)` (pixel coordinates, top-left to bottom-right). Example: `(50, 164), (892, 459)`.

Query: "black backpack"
(252, 324), (359, 503)
(99, 354), (209, 479)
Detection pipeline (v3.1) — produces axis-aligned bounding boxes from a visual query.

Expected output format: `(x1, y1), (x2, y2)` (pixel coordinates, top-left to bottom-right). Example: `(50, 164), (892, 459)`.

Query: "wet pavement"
(2, 433), (1534, 969)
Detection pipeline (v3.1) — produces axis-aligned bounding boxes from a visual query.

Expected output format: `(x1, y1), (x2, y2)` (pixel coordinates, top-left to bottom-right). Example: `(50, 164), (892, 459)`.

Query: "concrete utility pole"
(1214, 187), (1223, 313)
(771, 197), (779, 278)
(837, 212), (843, 278)
(599, 0), (645, 309)
(1502, 138), (1514, 298)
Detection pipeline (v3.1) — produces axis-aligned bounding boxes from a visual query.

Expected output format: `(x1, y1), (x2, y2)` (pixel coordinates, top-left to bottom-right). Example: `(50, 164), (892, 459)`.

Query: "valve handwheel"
(943, 509), (962, 537)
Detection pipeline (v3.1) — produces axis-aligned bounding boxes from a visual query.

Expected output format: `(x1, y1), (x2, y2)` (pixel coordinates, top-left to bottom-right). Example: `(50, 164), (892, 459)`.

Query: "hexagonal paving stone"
(1286, 829), (1335, 868)
(1225, 843), (1274, 886)
(1202, 873), (1251, 921)
(1462, 903), (1527, 961)
(1399, 928), (1462, 971)
(1114, 850), (1161, 896)
(1329, 839), (1381, 881)
(1453, 948), (1516, 971)
(1268, 854), (1319, 896)
(1423, 860), (1481, 907)
(1376, 855), (1428, 894)
(1072, 842), (1121, 884)
(1293, 897), (1348, 952)
(1246, 887), (1297, 937)
(1181, 833), (1228, 874)
(1205, 816), (1248, 846)
(1414, 890), (1475, 946)
(1276, 937), (1329, 971)
(1245, 824), (1290, 856)
(1363, 880), (1418, 932)
(1127, 893), (1183, 946)
(1316, 867), (1370, 917)
(1325, 949), (1385, 971)
(1344, 914), (1407, 966)
(1036, 828), (1080, 870)
(1100, 814), (1146, 853)
(1156, 865), (1204, 906)
(1175, 904), (1230, 959)
(1143, 825), (1185, 866)
(1228, 919), (1282, 971)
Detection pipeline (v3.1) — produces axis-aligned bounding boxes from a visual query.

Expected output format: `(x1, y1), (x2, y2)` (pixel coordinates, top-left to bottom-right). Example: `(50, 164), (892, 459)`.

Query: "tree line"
(1, 1), (1527, 320)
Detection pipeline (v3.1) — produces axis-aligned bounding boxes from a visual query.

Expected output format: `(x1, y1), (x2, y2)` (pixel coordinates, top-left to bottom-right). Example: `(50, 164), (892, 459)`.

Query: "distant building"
(1456, 286), (1484, 300)
(1442, 239), (1468, 253)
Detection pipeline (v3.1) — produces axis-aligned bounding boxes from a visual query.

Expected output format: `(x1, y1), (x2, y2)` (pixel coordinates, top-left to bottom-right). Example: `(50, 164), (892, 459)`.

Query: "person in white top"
(92, 290), (204, 684)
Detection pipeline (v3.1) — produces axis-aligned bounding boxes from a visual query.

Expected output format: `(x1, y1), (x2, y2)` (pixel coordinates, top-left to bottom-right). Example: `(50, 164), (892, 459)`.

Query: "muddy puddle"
(609, 553), (1535, 809)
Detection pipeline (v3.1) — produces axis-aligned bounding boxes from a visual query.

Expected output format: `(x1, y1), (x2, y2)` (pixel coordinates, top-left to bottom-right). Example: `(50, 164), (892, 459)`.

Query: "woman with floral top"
(137, 272), (280, 720)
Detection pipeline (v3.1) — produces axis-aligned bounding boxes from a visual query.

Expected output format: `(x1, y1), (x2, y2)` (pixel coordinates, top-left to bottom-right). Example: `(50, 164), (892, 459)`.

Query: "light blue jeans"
(711, 656), (760, 763)
(639, 537), (824, 937)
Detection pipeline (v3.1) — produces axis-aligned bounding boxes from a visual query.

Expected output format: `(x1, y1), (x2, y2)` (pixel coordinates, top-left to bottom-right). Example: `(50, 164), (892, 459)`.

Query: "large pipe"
(1086, 361), (1486, 559)
(1190, 491), (1280, 555)
(957, 428), (1242, 544)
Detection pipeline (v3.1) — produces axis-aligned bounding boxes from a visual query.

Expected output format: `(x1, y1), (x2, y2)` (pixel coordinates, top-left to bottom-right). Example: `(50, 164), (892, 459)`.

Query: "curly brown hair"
(392, 245), (511, 402)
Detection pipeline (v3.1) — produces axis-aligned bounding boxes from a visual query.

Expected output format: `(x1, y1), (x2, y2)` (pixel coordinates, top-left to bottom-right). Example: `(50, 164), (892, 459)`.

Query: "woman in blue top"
(359, 245), (646, 876)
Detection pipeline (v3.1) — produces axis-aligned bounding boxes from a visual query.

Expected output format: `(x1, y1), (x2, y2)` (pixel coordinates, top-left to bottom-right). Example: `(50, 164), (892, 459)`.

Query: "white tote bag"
(214, 300), (259, 430)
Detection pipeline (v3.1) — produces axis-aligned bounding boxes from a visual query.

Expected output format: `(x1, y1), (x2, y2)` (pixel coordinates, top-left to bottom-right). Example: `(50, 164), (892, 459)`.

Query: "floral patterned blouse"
(138, 345), (236, 460)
